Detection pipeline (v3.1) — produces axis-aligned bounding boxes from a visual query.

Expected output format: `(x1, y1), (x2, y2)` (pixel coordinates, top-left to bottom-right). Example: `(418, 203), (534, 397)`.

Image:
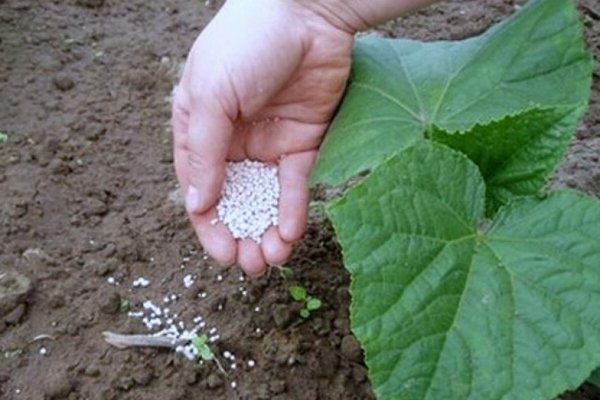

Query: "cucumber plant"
(311, 1), (599, 399)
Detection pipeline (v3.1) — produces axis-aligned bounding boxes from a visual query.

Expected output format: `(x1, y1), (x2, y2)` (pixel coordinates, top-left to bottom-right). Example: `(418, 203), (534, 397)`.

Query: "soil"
(0, 0), (598, 400)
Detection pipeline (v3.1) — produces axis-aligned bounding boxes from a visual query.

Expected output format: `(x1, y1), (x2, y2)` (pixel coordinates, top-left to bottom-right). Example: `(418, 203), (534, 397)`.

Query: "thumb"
(185, 106), (233, 215)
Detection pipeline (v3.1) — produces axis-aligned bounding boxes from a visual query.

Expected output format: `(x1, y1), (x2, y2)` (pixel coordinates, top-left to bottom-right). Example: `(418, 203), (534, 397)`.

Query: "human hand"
(172, 0), (354, 275)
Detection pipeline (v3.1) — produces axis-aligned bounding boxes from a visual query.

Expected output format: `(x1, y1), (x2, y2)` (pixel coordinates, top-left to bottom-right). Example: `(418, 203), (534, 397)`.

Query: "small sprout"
(191, 334), (214, 361)
(61, 37), (76, 51)
(0, 131), (7, 144)
(288, 285), (307, 301)
(306, 298), (322, 311)
(288, 285), (322, 319)
(278, 266), (294, 279)
(120, 298), (130, 313)
(191, 334), (227, 375)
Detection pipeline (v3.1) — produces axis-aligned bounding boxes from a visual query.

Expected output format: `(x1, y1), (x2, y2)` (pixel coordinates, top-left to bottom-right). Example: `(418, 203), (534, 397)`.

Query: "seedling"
(277, 265), (294, 280)
(191, 334), (213, 361)
(309, 1), (600, 399)
(0, 131), (7, 144)
(190, 334), (226, 374)
(288, 285), (322, 319)
(119, 298), (130, 313)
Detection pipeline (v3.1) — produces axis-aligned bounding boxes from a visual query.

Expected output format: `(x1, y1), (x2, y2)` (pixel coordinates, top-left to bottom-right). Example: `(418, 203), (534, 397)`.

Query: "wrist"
(291, 0), (373, 33)
(291, 0), (436, 33)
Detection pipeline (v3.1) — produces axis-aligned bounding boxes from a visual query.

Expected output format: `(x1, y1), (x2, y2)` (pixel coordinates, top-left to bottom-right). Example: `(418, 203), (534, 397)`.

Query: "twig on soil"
(102, 331), (187, 349)
(102, 331), (228, 375)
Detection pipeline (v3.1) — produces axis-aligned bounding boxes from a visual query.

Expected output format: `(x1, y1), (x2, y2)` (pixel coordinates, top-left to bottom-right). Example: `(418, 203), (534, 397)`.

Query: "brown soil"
(0, 0), (598, 399)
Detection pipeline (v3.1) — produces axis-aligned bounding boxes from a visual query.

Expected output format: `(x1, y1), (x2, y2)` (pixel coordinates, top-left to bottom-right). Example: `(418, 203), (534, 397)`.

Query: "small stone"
(333, 318), (349, 335)
(99, 291), (121, 315)
(48, 294), (66, 308)
(133, 369), (153, 386)
(0, 269), (33, 318)
(115, 376), (135, 391)
(206, 373), (223, 389)
(352, 365), (368, 383)
(44, 374), (74, 399)
(84, 123), (106, 141)
(53, 74), (75, 91)
(340, 335), (363, 362)
(23, 248), (57, 267)
(3, 303), (26, 324)
(89, 259), (114, 276)
(271, 304), (293, 329)
(84, 364), (101, 378)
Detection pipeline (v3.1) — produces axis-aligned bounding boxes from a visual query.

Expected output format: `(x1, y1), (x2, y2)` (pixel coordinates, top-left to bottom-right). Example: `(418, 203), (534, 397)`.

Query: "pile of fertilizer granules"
(216, 160), (279, 243)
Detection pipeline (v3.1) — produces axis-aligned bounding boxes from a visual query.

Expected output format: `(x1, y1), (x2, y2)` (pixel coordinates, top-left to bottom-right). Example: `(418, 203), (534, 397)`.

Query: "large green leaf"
(327, 141), (600, 400)
(311, 0), (592, 187)
(431, 106), (584, 216)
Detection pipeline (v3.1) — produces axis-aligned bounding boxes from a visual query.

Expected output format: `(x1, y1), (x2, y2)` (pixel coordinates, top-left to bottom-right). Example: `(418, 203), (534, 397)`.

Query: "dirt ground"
(0, 0), (598, 399)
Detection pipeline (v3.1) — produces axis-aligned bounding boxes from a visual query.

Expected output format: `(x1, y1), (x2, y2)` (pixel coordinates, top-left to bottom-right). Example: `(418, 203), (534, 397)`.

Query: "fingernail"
(185, 185), (201, 213)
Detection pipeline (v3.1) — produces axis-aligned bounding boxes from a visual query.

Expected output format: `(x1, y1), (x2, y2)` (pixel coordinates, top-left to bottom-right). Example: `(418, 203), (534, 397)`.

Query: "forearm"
(294, 0), (437, 32)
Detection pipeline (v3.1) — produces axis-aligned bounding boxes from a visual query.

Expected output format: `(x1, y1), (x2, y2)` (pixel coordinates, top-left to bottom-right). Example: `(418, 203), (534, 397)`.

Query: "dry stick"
(102, 331), (228, 375)
(103, 331), (188, 349)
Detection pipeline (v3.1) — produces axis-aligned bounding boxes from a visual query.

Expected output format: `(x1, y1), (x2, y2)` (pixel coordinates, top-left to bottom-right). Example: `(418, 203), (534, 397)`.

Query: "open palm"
(172, 0), (353, 275)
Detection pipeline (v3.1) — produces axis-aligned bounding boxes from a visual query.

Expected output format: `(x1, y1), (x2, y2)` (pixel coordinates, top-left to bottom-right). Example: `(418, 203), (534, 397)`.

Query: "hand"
(172, 0), (354, 275)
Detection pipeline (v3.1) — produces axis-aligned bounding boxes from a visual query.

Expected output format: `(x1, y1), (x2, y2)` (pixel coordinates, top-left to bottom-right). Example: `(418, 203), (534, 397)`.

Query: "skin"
(172, 0), (436, 276)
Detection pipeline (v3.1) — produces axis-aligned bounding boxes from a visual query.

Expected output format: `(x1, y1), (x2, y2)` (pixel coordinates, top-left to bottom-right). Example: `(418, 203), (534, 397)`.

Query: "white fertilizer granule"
(216, 160), (280, 243)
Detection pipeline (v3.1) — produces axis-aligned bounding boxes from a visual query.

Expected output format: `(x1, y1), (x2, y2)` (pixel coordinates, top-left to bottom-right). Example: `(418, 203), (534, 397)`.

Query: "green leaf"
(311, 0), (592, 187)
(306, 298), (322, 311)
(191, 334), (207, 348)
(289, 285), (307, 301)
(198, 345), (214, 361)
(119, 298), (130, 313)
(191, 334), (213, 361)
(0, 132), (7, 144)
(588, 368), (600, 388)
(431, 106), (584, 216)
(327, 141), (600, 400)
(279, 266), (294, 279)
(300, 309), (310, 319)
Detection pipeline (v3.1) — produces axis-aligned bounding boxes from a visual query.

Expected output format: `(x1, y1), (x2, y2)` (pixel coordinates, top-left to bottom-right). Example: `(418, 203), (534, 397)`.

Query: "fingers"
(173, 87), (237, 267)
(237, 239), (267, 276)
(190, 209), (237, 266)
(172, 87), (192, 190)
(185, 107), (233, 215)
(278, 150), (316, 242)
(261, 226), (293, 265)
